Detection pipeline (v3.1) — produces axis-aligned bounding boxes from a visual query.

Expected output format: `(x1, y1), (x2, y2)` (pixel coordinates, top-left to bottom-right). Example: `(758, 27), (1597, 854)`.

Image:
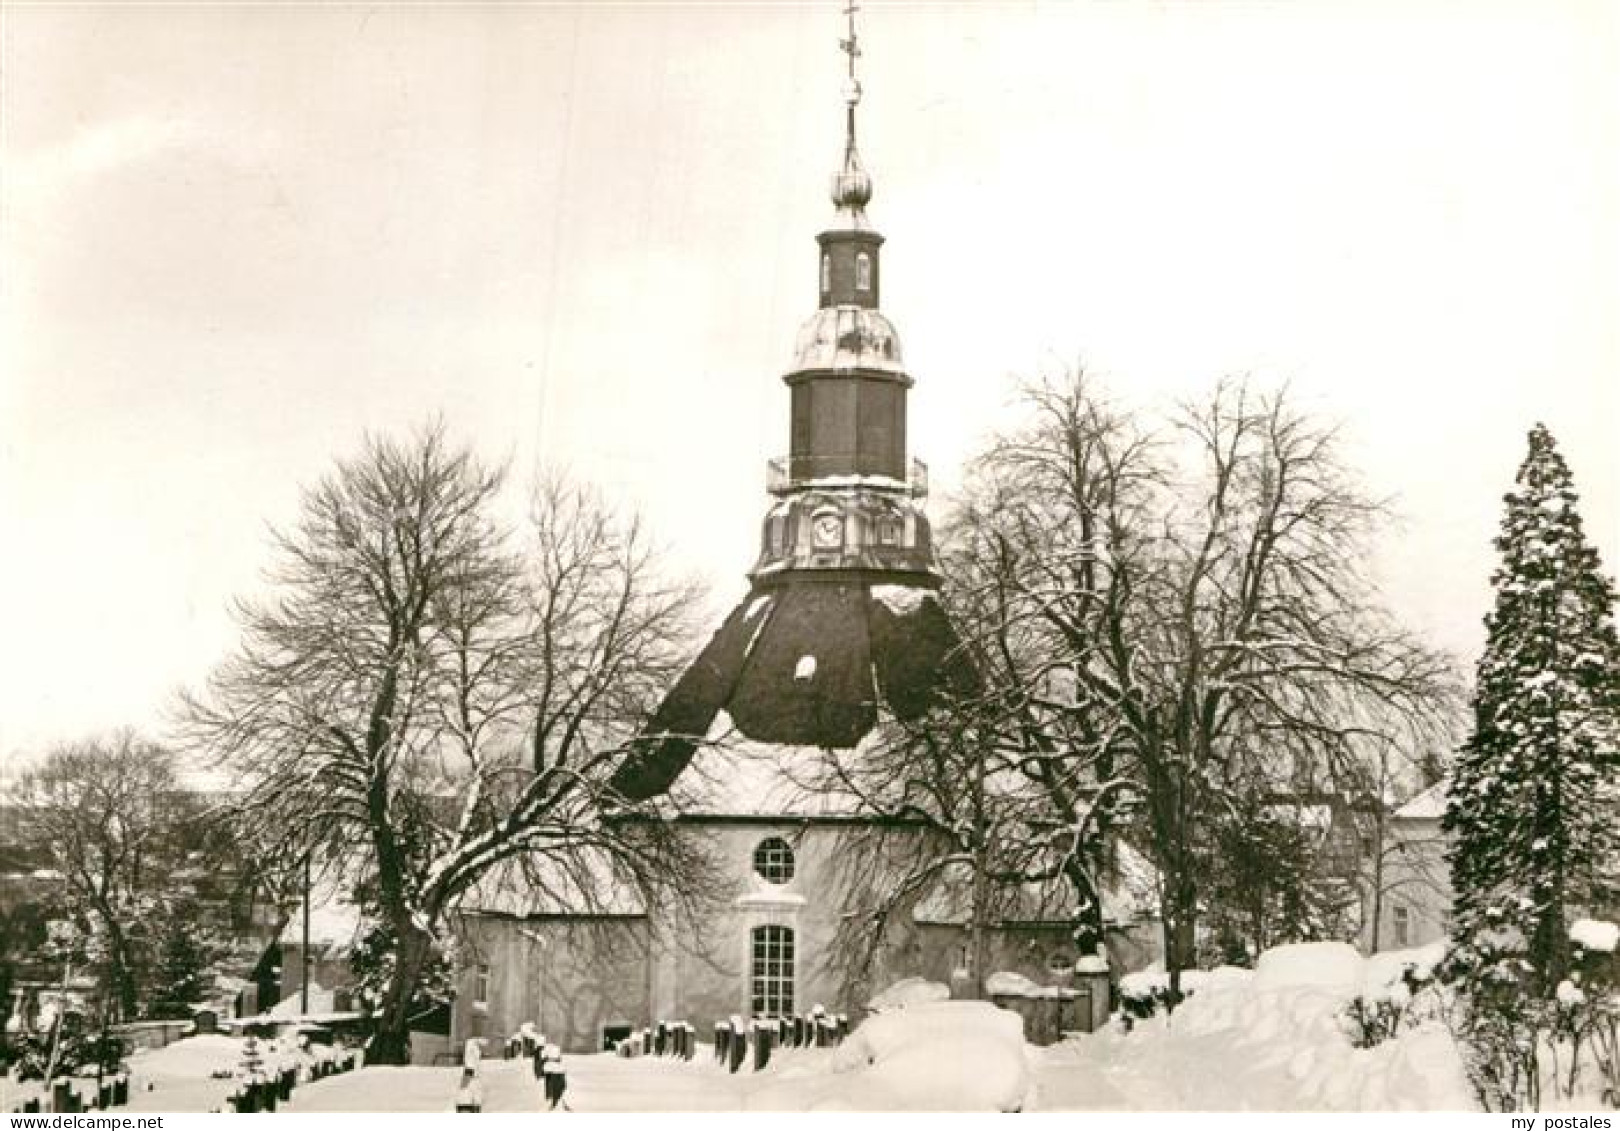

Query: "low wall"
(991, 972), (1112, 1044)
(114, 1019), (193, 1051)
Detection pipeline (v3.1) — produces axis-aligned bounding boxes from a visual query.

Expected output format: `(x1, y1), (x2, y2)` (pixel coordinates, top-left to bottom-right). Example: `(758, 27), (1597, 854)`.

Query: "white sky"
(2, 2), (1616, 762)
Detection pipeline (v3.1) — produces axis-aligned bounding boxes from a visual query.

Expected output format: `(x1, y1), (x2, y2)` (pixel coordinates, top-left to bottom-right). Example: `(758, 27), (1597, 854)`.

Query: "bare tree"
(183, 424), (710, 1063)
(948, 371), (1458, 999)
(8, 731), (184, 1021)
(806, 707), (1053, 1002)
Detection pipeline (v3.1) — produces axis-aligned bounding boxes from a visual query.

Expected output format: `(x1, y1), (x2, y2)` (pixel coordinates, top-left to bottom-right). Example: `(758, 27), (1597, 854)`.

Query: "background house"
(1371, 781), (1453, 951)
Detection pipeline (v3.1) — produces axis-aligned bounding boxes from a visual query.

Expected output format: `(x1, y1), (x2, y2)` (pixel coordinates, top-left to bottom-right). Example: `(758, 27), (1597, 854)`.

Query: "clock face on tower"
(812, 511), (844, 550)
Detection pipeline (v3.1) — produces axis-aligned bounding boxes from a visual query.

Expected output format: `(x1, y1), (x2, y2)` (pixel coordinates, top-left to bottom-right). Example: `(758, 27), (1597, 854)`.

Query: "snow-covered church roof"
(667, 710), (870, 819)
(611, 579), (978, 802)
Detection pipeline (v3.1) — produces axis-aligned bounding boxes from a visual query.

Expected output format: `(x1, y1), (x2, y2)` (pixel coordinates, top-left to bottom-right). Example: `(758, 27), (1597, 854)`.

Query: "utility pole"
(301, 852), (312, 1015)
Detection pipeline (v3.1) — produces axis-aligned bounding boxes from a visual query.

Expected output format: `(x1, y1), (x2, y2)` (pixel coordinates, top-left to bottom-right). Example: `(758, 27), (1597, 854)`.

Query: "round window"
(753, 836), (795, 885)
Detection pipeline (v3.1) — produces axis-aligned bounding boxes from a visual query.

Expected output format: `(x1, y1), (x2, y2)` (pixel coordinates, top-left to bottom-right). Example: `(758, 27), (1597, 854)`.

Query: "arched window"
(820, 253), (831, 293)
(751, 924), (795, 1017)
(753, 836), (795, 884)
(855, 252), (872, 291)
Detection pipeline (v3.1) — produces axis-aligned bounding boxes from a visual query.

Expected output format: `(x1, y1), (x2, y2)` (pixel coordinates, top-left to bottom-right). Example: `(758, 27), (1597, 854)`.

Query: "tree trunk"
(968, 729), (990, 999)
(1367, 805), (1385, 953)
(1063, 857), (1106, 956)
(1161, 854), (1198, 1008)
(367, 919), (433, 1066)
(101, 916), (139, 1022)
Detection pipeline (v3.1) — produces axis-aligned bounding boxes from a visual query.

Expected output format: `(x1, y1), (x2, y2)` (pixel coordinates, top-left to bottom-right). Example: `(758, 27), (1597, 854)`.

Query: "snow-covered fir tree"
(1444, 423), (1620, 993)
(144, 907), (220, 1021)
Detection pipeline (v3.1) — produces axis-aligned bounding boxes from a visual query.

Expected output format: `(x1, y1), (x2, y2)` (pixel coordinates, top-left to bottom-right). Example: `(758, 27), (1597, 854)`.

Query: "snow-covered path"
(1028, 1044), (1137, 1111)
(564, 1054), (748, 1112)
(284, 1060), (547, 1113)
(122, 1033), (244, 1113)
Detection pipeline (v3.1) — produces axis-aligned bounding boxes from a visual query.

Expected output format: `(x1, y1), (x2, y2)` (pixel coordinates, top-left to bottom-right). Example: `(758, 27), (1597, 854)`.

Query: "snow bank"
(867, 977), (949, 1011)
(826, 1001), (1032, 1111)
(1570, 918), (1619, 953)
(1038, 943), (1472, 1111)
(1118, 964), (1249, 1001)
(1254, 941), (1365, 992)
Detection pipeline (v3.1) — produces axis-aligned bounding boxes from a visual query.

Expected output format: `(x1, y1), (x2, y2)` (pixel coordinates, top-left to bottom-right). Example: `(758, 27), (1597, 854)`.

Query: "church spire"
(817, 1), (882, 308)
(831, 1), (872, 216)
(607, 0), (976, 804)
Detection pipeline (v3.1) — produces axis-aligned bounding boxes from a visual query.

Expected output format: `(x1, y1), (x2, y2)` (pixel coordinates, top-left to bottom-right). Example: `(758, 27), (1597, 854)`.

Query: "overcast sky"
(2, 2), (1616, 763)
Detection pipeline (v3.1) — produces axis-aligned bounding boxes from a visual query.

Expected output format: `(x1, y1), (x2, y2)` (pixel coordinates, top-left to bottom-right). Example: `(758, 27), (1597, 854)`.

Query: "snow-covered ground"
(1035, 942), (1473, 1111)
(281, 1006), (1031, 1113)
(12, 943), (1494, 1113)
(284, 1061), (547, 1114)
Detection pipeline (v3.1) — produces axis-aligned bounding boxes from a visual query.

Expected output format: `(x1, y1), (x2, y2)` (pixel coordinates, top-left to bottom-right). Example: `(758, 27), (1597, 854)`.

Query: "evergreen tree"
(350, 918), (453, 1025)
(144, 907), (219, 1020)
(1201, 796), (1360, 964)
(1445, 423), (1620, 995)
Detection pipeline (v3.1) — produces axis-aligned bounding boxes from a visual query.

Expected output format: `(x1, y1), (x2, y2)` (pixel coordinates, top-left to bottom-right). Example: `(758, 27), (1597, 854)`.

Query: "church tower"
(766, 12), (932, 585)
(612, 7), (976, 801)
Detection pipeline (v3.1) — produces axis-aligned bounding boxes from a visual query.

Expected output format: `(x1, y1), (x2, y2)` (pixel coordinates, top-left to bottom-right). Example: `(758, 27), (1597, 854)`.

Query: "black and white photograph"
(1, 0), (1616, 1114)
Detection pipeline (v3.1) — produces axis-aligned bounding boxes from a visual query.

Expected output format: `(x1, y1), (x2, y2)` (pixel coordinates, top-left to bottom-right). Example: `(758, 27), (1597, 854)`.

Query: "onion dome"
(831, 161), (873, 213)
(790, 306), (905, 376)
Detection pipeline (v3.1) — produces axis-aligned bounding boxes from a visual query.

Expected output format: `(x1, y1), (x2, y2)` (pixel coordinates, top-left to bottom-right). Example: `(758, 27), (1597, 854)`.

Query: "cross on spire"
(839, 1), (861, 87)
(838, 1), (863, 153)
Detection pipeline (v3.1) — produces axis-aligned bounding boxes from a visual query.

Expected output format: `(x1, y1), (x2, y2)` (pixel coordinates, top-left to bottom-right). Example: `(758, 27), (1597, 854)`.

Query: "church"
(446, 13), (1160, 1056)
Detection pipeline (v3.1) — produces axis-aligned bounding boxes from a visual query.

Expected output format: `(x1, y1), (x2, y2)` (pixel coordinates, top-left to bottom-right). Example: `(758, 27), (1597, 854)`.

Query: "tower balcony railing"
(767, 455), (928, 498)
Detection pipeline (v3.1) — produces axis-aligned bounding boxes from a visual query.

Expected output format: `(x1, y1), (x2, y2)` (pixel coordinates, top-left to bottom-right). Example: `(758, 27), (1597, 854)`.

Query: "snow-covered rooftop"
(611, 576), (978, 802)
(668, 711), (869, 818)
(1393, 780), (1449, 821)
